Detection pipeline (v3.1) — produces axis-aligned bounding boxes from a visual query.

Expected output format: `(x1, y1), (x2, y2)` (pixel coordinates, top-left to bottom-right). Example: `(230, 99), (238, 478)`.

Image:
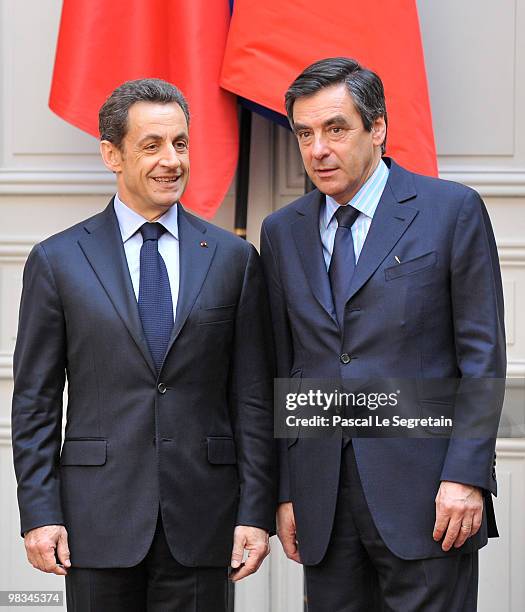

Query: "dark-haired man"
(261, 58), (505, 611)
(12, 78), (276, 611)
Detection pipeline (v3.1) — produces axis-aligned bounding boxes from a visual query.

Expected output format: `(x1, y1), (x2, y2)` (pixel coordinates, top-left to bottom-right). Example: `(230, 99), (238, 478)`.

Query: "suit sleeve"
(440, 189), (506, 494)
(260, 221), (295, 503)
(12, 244), (67, 535)
(230, 243), (277, 532)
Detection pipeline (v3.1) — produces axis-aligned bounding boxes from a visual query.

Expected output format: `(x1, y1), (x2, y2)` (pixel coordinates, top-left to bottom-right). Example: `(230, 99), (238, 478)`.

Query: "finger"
(56, 532), (71, 569)
(230, 564), (250, 582)
(41, 545), (61, 573)
(29, 546), (66, 575)
(288, 549), (302, 564)
(230, 533), (246, 569)
(230, 554), (258, 582)
(471, 508), (483, 537)
(50, 563), (68, 576)
(280, 536), (298, 560)
(433, 511), (450, 541)
(278, 532), (301, 563)
(441, 518), (462, 552)
(251, 542), (270, 570)
(34, 547), (49, 573)
(230, 561), (256, 581)
(30, 553), (44, 572)
(245, 541), (269, 572)
(278, 528), (297, 556)
(230, 546), (265, 582)
(50, 545), (69, 575)
(31, 548), (50, 573)
(454, 516), (473, 549)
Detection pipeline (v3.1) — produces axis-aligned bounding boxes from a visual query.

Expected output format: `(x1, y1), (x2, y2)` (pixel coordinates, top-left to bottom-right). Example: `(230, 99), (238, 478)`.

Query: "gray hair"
(99, 78), (190, 148)
(285, 57), (387, 153)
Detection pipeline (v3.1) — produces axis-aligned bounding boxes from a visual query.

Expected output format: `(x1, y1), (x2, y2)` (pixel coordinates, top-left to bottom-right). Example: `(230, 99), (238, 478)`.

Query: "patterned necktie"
(329, 205), (360, 327)
(138, 222), (174, 372)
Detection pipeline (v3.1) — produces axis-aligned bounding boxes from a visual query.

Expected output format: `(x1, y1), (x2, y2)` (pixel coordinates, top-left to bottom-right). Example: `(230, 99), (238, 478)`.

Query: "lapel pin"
(394, 256), (401, 264)
(200, 241), (208, 248)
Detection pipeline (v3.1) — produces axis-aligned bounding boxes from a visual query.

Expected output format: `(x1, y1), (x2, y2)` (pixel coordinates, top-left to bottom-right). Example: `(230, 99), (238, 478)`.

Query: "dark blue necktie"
(329, 205), (360, 327)
(138, 223), (174, 372)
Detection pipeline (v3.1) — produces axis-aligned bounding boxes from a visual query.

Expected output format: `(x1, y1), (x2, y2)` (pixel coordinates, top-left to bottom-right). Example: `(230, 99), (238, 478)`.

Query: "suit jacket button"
(157, 383), (167, 394)
(340, 353), (351, 364)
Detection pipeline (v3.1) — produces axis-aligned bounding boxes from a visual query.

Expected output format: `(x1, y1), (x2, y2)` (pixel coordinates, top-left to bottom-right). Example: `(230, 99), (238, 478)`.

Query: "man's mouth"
(315, 168), (338, 176)
(151, 176), (180, 184)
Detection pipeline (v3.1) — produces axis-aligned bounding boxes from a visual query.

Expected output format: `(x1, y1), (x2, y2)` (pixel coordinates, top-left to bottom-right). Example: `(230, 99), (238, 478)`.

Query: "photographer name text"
(285, 414), (453, 429)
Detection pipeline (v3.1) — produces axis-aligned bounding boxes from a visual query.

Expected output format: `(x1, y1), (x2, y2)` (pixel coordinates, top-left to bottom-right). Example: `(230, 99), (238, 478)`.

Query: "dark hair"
(99, 78), (190, 148)
(285, 57), (387, 153)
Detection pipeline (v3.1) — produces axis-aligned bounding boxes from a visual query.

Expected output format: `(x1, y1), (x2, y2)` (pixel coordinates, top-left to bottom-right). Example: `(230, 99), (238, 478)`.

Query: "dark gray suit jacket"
(261, 158), (505, 564)
(12, 200), (276, 568)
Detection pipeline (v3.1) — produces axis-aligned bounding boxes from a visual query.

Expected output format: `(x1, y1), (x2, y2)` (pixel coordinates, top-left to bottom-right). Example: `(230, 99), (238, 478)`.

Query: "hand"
(433, 481), (483, 551)
(230, 526), (269, 582)
(24, 525), (70, 575)
(277, 502), (301, 563)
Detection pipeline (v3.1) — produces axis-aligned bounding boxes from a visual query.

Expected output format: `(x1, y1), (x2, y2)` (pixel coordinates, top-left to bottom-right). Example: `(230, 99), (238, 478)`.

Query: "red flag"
(220, 0), (437, 176)
(50, 1), (237, 218)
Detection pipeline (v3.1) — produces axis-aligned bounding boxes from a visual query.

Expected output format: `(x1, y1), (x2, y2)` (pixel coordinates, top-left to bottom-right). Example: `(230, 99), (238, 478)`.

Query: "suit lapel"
(165, 204), (217, 356)
(347, 160), (419, 301)
(291, 190), (337, 324)
(78, 200), (157, 376)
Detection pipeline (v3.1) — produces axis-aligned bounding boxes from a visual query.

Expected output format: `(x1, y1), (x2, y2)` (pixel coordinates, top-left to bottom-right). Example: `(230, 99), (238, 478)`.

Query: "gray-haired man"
(261, 57), (505, 611)
(13, 78), (276, 611)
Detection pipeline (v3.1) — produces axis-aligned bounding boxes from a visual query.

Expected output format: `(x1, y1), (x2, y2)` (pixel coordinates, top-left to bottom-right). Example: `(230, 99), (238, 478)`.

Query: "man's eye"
(330, 127), (342, 134)
(145, 144), (158, 151)
(298, 131), (311, 140)
(175, 141), (188, 151)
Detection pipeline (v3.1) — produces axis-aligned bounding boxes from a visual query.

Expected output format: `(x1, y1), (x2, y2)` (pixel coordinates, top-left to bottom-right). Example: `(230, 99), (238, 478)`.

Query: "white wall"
(0, 1), (524, 610)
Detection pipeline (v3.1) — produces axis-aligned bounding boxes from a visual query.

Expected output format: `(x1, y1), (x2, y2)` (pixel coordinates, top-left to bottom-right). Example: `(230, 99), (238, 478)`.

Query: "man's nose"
(311, 136), (330, 159)
(160, 144), (181, 167)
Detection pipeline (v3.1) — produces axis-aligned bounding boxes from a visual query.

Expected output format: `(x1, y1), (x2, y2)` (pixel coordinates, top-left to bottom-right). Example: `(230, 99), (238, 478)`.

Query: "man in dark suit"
(12, 78), (275, 611)
(261, 58), (505, 611)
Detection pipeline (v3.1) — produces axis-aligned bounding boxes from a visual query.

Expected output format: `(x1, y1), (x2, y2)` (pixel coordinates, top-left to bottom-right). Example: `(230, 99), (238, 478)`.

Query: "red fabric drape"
(221, 0), (437, 176)
(50, 0), (238, 218)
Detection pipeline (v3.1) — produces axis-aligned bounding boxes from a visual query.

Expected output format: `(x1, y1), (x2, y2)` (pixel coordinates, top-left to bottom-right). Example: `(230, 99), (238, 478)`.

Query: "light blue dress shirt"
(320, 159), (389, 270)
(113, 194), (180, 320)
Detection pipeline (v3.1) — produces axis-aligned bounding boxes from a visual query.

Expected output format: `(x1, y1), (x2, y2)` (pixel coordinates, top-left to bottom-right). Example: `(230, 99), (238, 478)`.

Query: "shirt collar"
(323, 158), (389, 229)
(113, 193), (179, 242)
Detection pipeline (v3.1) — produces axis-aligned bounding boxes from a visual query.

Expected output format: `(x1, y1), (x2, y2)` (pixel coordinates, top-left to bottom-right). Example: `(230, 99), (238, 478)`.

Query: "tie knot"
(140, 222), (166, 242)
(334, 205), (360, 228)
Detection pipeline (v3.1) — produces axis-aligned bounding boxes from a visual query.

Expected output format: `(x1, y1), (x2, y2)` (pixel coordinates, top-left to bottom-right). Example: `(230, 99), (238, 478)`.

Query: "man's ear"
(371, 116), (387, 149)
(100, 140), (123, 174)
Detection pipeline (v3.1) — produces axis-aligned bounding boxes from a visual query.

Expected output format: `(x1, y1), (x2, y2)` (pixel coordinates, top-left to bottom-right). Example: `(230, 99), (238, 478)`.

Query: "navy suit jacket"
(12, 200), (276, 568)
(260, 158), (506, 563)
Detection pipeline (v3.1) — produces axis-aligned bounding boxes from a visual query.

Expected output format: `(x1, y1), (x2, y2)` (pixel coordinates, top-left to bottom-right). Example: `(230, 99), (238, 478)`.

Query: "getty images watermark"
(274, 378), (506, 439)
(284, 388), (452, 430)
